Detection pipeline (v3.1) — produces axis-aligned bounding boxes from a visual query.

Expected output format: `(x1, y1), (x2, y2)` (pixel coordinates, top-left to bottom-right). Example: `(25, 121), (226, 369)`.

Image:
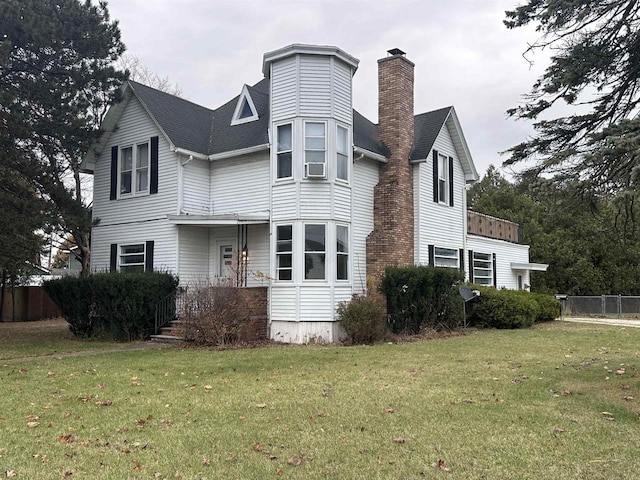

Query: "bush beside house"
(43, 272), (178, 340)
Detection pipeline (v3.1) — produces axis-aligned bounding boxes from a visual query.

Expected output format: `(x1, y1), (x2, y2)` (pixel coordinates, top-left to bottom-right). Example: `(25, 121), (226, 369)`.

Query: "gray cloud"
(106, 0), (549, 176)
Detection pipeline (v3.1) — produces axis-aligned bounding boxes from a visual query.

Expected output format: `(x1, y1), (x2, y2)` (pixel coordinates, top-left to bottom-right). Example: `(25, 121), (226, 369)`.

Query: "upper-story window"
(304, 122), (326, 178)
(438, 153), (449, 204)
(120, 142), (149, 195)
(276, 124), (292, 179)
(336, 125), (349, 181)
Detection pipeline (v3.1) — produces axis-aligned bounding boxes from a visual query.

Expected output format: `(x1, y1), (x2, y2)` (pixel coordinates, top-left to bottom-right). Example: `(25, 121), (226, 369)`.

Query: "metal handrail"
(154, 290), (177, 334)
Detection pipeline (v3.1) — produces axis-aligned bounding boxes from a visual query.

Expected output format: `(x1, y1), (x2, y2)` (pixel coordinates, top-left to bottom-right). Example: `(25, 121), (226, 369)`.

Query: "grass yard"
(0, 321), (639, 479)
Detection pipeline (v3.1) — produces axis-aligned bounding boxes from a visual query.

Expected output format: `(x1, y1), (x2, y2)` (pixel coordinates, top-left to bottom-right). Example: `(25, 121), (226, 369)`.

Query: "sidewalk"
(560, 317), (640, 328)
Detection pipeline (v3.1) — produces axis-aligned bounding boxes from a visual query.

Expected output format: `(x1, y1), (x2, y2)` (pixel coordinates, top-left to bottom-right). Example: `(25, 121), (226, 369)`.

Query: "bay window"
(276, 225), (293, 281)
(276, 124), (292, 179)
(304, 224), (325, 280)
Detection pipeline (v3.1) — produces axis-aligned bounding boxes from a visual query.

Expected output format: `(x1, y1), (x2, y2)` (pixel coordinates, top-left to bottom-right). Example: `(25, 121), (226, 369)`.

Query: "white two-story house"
(82, 44), (546, 343)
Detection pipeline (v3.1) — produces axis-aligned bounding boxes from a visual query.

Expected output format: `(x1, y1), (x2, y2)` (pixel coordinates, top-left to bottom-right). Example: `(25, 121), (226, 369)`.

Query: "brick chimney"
(366, 48), (415, 292)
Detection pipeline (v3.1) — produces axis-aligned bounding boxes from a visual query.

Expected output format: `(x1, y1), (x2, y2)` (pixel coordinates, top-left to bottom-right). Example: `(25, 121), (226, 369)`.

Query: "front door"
(219, 244), (234, 279)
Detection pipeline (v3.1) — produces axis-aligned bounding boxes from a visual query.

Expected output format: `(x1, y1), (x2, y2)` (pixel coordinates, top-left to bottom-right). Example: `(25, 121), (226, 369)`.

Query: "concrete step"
(149, 334), (184, 345)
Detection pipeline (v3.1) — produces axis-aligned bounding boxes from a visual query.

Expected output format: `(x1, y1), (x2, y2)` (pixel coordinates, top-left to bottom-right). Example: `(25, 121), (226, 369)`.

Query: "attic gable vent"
(230, 85), (259, 126)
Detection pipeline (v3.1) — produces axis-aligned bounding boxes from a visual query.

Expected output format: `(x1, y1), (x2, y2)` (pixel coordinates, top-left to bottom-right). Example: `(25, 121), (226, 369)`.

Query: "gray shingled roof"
(411, 106), (452, 161)
(353, 110), (389, 157)
(129, 81), (215, 154)
(208, 79), (270, 155)
(128, 79), (450, 161)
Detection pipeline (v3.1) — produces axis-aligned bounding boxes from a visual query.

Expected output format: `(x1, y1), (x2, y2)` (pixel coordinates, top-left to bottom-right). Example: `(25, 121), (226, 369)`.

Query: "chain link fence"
(560, 296), (640, 318)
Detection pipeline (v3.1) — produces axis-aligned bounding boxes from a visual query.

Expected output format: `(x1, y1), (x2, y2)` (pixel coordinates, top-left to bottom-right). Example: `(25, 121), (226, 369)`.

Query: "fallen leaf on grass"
(287, 457), (302, 466)
(202, 458), (211, 466)
(26, 422), (39, 428)
(554, 427), (565, 433)
(5, 471), (16, 478)
(385, 408), (394, 413)
(47, 371), (55, 377)
(561, 390), (572, 396)
(256, 403), (267, 409)
(25, 414), (39, 420)
(62, 472), (72, 478)
(431, 459), (451, 472)
(623, 396), (634, 401)
(616, 369), (626, 375)
(132, 461), (142, 471)
(253, 443), (264, 452)
(98, 383), (106, 389)
(393, 437), (405, 444)
(95, 400), (113, 407)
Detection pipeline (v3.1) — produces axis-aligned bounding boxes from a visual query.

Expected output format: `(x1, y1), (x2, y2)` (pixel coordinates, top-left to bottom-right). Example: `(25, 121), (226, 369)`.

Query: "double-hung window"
(276, 124), (292, 179)
(304, 224), (325, 280)
(120, 142), (149, 195)
(305, 122), (326, 178)
(336, 125), (349, 181)
(336, 225), (348, 280)
(438, 153), (449, 204)
(119, 244), (146, 272)
(434, 247), (458, 268)
(276, 225), (293, 281)
(473, 252), (493, 286)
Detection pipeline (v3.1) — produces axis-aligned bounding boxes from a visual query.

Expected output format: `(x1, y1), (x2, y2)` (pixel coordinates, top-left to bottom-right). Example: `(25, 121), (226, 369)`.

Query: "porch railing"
(154, 290), (178, 334)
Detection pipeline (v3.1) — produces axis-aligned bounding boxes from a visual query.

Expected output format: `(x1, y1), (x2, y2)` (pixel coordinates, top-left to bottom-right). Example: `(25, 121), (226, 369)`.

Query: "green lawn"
(0, 320), (638, 479)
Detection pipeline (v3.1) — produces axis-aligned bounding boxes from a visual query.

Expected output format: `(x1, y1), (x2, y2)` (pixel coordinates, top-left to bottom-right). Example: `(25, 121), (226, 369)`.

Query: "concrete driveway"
(560, 317), (640, 328)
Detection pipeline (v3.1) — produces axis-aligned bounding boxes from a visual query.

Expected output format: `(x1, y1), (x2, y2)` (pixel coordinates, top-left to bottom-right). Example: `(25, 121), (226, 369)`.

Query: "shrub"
(530, 292), (561, 322)
(42, 276), (99, 338)
(336, 295), (386, 344)
(380, 266), (464, 334)
(183, 285), (246, 346)
(468, 287), (538, 329)
(92, 272), (178, 341)
(43, 272), (178, 341)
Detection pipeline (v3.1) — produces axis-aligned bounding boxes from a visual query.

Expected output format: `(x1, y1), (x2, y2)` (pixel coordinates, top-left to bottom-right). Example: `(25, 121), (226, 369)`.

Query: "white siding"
(210, 152), (270, 216)
(178, 226), (210, 285)
(246, 224), (270, 288)
(415, 121), (466, 265)
(466, 235), (531, 290)
(182, 158), (210, 215)
(272, 184), (298, 220)
(352, 159), (379, 294)
(333, 60), (352, 124)
(271, 56), (297, 122)
(91, 96), (179, 273)
(270, 286), (297, 322)
(334, 184), (351, 221)
(91, 220), (177, 273)
(300, 182), (331, 218)
(299, 55), (332, 117)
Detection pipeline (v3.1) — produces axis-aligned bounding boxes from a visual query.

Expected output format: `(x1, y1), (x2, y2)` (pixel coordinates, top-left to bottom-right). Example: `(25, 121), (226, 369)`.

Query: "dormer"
(230, 85), (259, 126)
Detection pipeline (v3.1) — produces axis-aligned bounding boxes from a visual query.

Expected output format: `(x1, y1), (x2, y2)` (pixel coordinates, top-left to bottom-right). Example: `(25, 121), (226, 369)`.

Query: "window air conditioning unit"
(306, 162), (326, 178)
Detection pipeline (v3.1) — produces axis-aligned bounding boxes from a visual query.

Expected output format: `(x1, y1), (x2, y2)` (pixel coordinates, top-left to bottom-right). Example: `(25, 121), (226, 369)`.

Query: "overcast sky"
(105, 0), (547, 177)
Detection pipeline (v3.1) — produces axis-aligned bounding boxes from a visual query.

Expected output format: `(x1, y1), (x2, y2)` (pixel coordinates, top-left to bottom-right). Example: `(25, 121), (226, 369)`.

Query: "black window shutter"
(110, 146), (118, 200)
(432, 150), (439, 203)
(110, 244), (117, 272)
(468, 250), (474, 283)
(145, 241), (154, 272)
(428, 244), (435, 267)
(459, 248), (464, 274)
(448, 156), (454, 207)
(492, 253), (497, 287)
(150, 136), (159, 194)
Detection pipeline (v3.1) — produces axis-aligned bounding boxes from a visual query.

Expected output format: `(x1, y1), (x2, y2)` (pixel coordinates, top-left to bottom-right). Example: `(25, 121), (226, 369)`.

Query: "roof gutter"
(173, 148), (208, 160)
(353, 146), (387, 163)
(208, 143), (269, 161)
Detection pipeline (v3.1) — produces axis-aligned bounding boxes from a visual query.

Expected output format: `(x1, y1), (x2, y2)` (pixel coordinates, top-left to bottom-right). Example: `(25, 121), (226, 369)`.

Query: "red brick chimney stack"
(366, 48), (415, 292)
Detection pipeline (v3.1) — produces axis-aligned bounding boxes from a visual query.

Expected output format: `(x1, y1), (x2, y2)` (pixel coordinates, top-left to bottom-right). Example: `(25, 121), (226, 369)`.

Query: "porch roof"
(511, 262), (549, 272)
(167, 213), (269, 226)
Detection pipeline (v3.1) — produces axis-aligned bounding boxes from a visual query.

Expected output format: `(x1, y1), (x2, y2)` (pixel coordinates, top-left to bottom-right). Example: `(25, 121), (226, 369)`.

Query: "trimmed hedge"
(380, 266), (464, 333)
(43, 272), (178, 341)
(42, 276), (100, 338)
(336, 294), (387, 344)
(467, 286), (560, 329)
